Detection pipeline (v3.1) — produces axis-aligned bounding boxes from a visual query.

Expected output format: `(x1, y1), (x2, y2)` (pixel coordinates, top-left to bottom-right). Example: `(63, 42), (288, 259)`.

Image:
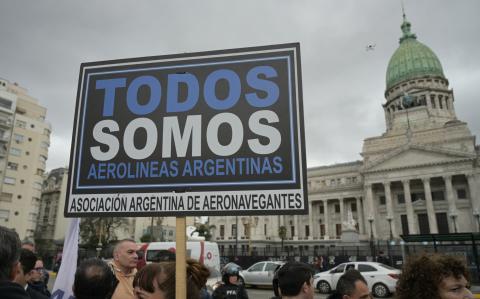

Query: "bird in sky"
(366, 44), (376, 51)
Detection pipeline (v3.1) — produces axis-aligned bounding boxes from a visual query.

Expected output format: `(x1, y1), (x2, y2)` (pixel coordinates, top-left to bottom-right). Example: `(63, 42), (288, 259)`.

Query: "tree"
(193, 223), (216, 241)
(278, 226), (287, 250)
(79, 217), (129, 248)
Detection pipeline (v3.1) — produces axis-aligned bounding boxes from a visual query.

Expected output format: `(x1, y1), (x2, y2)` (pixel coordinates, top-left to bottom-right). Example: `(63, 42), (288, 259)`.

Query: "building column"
(402, 179), (417, 234)
(308, 201), (313, 240)
(324, 200), (330, 240)
(356, 196), (365, 235)
(444, 175), (458, 232)
(422, 177), (438, 234)
(339, 198), (345, 224)
(467, 174), (479, 211)
(365, 184), (377, 238)
(384, 181), (397, 238)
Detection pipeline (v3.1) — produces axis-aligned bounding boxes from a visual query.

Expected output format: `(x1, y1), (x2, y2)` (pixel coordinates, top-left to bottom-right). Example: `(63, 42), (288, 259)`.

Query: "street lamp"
(473, 209), (480, 232)
(368, 215), (375, 258)
(386, 216), (394, 241)
(386, 215), (394, 266)
(449, 210), (458, 233)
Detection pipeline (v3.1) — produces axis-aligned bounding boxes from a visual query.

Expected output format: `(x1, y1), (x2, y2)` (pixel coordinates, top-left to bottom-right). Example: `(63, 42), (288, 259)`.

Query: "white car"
(313, 262), (400, 298)
(239, 261), (285, 287)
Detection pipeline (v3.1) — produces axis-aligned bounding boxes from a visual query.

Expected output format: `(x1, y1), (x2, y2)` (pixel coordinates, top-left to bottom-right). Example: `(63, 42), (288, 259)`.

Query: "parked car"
(313, 262), (400, 298)
(239, 261), (285, 287)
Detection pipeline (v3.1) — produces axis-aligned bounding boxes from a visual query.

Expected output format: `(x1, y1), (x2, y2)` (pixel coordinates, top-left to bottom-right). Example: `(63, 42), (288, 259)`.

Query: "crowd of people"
(0, 225), (477, 299)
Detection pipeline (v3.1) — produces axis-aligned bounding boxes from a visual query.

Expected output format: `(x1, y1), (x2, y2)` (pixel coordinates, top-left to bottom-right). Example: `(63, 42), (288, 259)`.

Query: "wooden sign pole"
(176, 216), (187, 299)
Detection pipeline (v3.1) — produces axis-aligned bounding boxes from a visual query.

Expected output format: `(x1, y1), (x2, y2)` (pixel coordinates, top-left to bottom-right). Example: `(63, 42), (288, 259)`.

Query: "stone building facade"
(209, 16), (480, 251)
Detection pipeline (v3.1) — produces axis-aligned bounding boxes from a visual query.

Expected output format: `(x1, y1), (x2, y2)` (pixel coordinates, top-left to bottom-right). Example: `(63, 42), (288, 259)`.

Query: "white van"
(145, 241), (221, 274)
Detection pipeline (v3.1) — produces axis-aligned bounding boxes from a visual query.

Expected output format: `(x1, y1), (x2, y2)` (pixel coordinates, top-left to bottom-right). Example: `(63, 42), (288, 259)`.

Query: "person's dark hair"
(0, 225), (21, 281)
(277, 261), (314, 296)
(396, 253), (470, 299)
(19, 248), (37, 274)
(335, 269), (367, 296)
(133, 258), (210, 299)
(272, 264), (282, 297)
(73, 258), (115, 299)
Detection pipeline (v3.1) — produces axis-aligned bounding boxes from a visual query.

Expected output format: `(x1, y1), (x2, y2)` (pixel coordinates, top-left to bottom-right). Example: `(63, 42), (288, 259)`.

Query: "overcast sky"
(1, 0), (479, 171)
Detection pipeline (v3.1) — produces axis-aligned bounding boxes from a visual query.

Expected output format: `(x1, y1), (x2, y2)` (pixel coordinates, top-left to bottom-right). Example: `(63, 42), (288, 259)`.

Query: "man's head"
(29, 260), (44, 283)
(0, 226), (22, 281)
(13, 248), (37, 286)
(336, 270), (371, 299)
(113, 239), (138, 273)
(73, 258), (115, 299)
(277, 262), (315, 299)
(21, 241), (35, 253)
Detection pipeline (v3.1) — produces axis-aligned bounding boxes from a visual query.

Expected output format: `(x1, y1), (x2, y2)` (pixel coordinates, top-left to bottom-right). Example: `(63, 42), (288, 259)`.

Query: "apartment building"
(0, 78), (51, 240)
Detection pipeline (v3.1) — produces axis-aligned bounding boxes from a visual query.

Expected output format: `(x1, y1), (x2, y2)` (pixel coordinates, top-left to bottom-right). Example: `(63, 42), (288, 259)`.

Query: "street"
(244, 288), (391, 299)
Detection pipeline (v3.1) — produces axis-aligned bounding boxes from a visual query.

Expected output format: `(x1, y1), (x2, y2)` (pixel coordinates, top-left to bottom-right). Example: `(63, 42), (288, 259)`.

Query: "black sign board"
(65, 43), (307, 217)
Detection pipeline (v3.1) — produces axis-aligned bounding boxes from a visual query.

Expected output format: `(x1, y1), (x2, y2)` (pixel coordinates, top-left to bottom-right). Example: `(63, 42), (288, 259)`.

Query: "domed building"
(209, 15), (480, 253)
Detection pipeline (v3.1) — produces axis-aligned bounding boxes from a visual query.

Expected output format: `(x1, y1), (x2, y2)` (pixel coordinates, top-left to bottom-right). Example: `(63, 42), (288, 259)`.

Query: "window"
(7, 162), (18, 171)
(305, 225), (310, 237)
(231, 224), (237, 236)
(457, 189), (467, 199)
(319, 205), (324, 214)
(401, 214), (409, 235)
(379, 196), (386, 205)
(332, 264), (345, 273)
(432, 191), (445, 201)
(4, 177), (16, 185)
(291, 226), (295, 238)
(436, 213), (449, 234)
(219, 225), (224, 237)
(265, 263), (279, 272)
(0, 193), (13, 202)
(16, 120), (26, 128)
(0, 210), (9, 220)
(335, 204), (340, 213)
(10, 147), (21, 156)
(358, 264), (377, 272)
(264, 224), (267, 235)
(0, 97), (12, 110)
(13, 134), (24, 143)
(411, 192), (423, 202)
(351, 203), (357, 212)
(248, 263), (265, 272)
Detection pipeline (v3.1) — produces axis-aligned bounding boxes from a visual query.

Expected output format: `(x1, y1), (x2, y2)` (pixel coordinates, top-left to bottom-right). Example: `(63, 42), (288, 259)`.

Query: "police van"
(144, 241), (221, 274)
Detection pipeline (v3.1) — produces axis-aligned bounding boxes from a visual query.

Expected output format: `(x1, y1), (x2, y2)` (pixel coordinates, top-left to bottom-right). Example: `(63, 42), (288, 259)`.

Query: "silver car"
(239, 261), (285, 287)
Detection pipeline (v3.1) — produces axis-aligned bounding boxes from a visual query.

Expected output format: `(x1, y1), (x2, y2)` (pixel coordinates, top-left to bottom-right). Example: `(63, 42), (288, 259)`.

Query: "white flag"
(50, 218), (80, 299)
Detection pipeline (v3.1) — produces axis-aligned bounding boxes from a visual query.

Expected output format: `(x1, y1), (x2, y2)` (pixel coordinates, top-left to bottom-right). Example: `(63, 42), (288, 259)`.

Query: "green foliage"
(193, 223), (216, 241)
(79, 217), (129, 248)
(140, 233), (155, 243)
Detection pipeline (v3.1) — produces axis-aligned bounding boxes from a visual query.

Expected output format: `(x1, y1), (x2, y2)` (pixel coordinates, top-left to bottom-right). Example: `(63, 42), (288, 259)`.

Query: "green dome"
(386, 18), (445, 90)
